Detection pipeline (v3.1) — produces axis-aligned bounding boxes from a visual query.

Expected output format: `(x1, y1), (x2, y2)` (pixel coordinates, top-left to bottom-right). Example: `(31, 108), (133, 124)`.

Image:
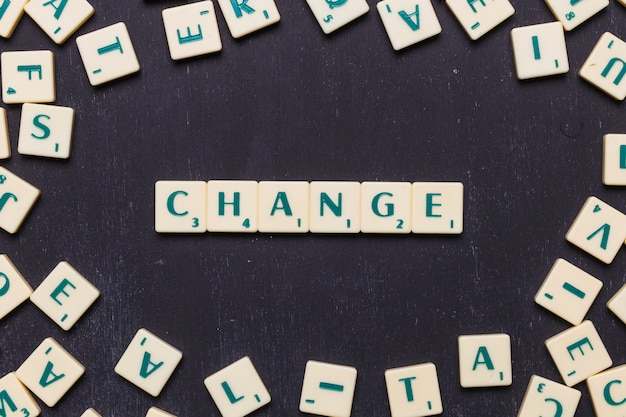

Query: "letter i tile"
(517, 375), (581, 417)
(0, 166), (41, 234)
(305, 0), (369, 34)
(545, 320), (612, 387)
(587, 364), (626, 416)
(15, 338), (85, 407)
(579, 33), (626, 100)
(0, 373), (41, 417)
(510, 22), (569, 80)
(385, 362), (443, 417)
(299, 360), (358, 417)
(115, 328), (183, 397)
(204, 356), (271, 417)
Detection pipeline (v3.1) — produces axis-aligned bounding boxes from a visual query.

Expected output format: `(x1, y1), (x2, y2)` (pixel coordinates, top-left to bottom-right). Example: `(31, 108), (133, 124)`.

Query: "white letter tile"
(204, 356), (271, 417)
(146, 406), (177, 417)
(385, 362), (443, 417)
(162, 1), (222, 60)
(377, 0), (441, 51)
(76, 22), (140, 86)
(309, 181), (360, 233)
(0, 108), (9, 159)
(565, 196), (626, 264)
(0, 166), (41, 234)
(258, 181), (309, 233)
(510, 21), (569, 80)
(587, 364), (626, 416)
(81, 409), (102, 417)
(0, 0), (28, 38)
(216, 0), (280, 38)
(299, 360), (357, 417)
(305, 0), (369, 34)
(458, 333), (511, 388)
(30, 261), (99, 331)
(607, 283), (626, 326)
(18, 103), (75, 159)
(603, 134), (626, 185)
(544, 0), (608, 31)
(0, 254), (32, 321)
(115, 328), (183, 397)
(15, 337), (85, 407)
(155, 181), (207, 233)
(0, 373), (41, 417)
(545, 320), (612, 386)
(361, 182), (411, 234)
(1, 50), (55, 104)
(517, 375), (581, 417)
(24, 0), (94, 44)
(207, 180), (258, 233)
(445, 0), (514, 40)
(579, 32), (626, 101)
(412, 182), (463, 234)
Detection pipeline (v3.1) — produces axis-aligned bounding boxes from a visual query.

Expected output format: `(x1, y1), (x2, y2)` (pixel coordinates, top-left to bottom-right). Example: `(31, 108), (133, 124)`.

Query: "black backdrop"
(2, 0), (626, 416)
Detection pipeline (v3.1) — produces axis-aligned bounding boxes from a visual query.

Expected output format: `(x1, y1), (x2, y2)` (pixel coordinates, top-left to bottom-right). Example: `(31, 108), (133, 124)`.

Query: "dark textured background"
(2, 0), (626, 416)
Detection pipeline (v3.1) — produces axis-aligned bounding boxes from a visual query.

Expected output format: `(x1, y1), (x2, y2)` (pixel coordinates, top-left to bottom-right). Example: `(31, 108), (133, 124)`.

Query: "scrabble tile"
(510, 22), (569, 80)
(0, 108), (9, 159)
(361, 182), (411, 234)
(0, 254), (33, 320)
(587, 364), (626, 416)
(204, 356), (271, 417)
(300, 360), (357, 417)
(607, 283), (626, 326)
(75, 22), (140, 86)
(216, 0), (280, 38)
(445, 0), (514, 40)
(258, 181), (309, 233)
(565, 196), (626, 264)
(0, 166), (41, 234)
(411, 182), (463, 234)
(517, 375), (581, 417)
(579, 33), (626, 101)
(81, 409), (102, 417)
(155, 181), (207, 233)
(305, 0), (369, 35)
(115, 328), (183, 397)
(29, 261), (99, 331)
(17, 103), (75, 159)
(603, 134), (626, 185)
(0, 373), (41, 417)
(544, 0), (608, 31)
(619, 0), (626, 6)
(385, 362), (443, 417)
(162, 1), (222, 60)
(0, 0), (28, 38)
(458, 333), (511, 387)
(207, 180), (258, 233)
(309, 181), (360, 233)
(1, 50), (55, 104)
(24, 0), (94, 44)
(534, 258), (603, 325)
(147, 407), (176, 417)
(377, 0), (441, 51)
(545, 320), (612, 386)
(16, 337), (85, 407)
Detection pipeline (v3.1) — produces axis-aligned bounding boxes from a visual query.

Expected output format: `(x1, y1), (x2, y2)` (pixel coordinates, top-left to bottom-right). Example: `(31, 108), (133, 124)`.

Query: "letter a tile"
(458, 333), (511, 388)
(565, 196), (626, 264)
(579, 33), (626, 101)
(299, 360), (357, 417)
(24, 0), (94, 44)
(377, 0), (441, 51)
(115, 328), (183, 397)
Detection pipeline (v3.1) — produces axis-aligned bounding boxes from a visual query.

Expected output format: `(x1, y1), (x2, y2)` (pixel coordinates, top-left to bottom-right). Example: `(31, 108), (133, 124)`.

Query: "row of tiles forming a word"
(154, 181), (463, 234)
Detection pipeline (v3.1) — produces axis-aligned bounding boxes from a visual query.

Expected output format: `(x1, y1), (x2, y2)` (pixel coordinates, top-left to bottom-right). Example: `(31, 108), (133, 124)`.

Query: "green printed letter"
(140, 352), (164, 378)
(472, 346), (495, 370)
(372, 192), (394, 217)
(42, 0), (68, 19)
(604, 380), (626, 406)
(270, 192), (293, 216)
(230, 0), (255, 18)
(320, 193), (342, 217)
(31, 115), (51, 140)
(426, 193), (442, 217)
(39, 362), (65, 387)
(399, 376), (416, 402)
(219, 192), (241, 216)
(0, 272), (9, 297)
(167, 191), (189, 216)
(398, 5), (419, 31)
(0, 390), (17, 417)
(587, 224), (611, 250)
(567, 337), (593, 360)
(50, 278), (76, 306)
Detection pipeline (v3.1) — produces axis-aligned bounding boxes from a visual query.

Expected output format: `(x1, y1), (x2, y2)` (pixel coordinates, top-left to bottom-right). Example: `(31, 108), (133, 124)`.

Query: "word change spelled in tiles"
(534, 258), (602, 325)
(565, 196), (626, 264)
(155, 181), (207, 233)
(608, 284), (626, 326)
(162, 1), (222, 60)
(115, 328), (183, 397)
(299, 360), (357, 417)
(24, 0), (94, 44)
(0, 108), (9, 159)
(309, 181), (360, 233)
(0, 0), (28, 38)
(30, 261), (100, 330)
(545, 320), (612, 386)
(445, 0), (514, 40)
(544, 0), (608, 31)
(207, 180), (258, 232)
(146, 407), (177, 417)
(377, 0), (441, 51)
(587, 364), (626, 416)
(579, 32), (626, 101)
(412, 182), (463, 234)
(204, 356), (271, 417)
(16, 338), (85, 407)
(80, 409), (102, 417)
(18, 103), (75, 159)
(510, 22), (569, 80)
(76, 22), (140, 86)
(0, 166), (41, 234)
(305, 0), (369, 34)
(517, 375), (581, 417)
(0, 255), (32, 320)
(258, 181), (309, 233)
(361, 182), (411, 233)
(1, 50), (55, 104)
(0, 373), (41, 417)
(385, 362), (443, 417)
(458, 333), (512, 388)
(603, 134), (626, 185)
(216, 0), (280, 38)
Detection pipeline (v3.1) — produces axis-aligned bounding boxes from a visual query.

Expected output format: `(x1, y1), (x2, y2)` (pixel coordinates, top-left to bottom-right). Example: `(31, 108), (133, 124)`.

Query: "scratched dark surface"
(2, 0), (626, 416)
